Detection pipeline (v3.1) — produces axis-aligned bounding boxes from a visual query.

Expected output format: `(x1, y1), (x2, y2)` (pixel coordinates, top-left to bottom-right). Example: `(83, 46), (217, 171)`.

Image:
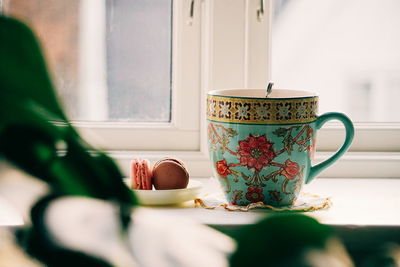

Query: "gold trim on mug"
(207, 95), (318, 124)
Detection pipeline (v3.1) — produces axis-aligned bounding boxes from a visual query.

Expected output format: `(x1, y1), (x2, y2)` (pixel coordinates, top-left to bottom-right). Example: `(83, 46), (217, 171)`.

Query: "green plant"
(0, 15), (137, 265)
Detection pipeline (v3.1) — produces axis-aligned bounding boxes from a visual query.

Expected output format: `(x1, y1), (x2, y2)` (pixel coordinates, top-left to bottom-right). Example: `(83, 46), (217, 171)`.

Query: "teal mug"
(206, 89), (354, 206)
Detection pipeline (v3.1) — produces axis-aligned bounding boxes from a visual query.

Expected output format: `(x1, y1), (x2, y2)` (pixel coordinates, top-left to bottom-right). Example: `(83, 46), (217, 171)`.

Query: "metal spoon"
(266, 81), (274, 98)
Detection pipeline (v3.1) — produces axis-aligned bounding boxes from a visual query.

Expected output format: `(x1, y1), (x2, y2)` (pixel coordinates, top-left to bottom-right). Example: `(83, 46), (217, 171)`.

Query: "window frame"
(2, 0), (400, 178)
(75, 0), (202, 151)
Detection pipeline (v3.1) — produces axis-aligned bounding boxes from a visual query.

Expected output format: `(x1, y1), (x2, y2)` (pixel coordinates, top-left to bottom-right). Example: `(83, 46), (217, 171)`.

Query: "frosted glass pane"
(272, 0), (400, 122)
(3, 0), (81, 119)
(106, 0), (172, 122)
(3, 0), (172, 122)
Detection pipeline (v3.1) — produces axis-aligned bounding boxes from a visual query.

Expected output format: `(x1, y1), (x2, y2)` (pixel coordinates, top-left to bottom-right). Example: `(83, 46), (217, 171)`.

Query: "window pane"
(3, 0), (172, 122)
(3, 0), (81, 118)
(106, 0), (172, 121)
(272, 0), (400, 122)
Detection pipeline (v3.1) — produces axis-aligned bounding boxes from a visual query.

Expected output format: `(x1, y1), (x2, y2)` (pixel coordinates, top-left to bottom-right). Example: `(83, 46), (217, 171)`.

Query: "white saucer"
(124, 179), (202, 206)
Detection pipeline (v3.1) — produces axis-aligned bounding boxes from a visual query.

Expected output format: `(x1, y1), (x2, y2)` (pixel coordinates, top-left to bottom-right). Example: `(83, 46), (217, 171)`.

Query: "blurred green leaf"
(0, 15), (137, 205)
(230, 214), (334, 267)
(0, 16), (66, 120)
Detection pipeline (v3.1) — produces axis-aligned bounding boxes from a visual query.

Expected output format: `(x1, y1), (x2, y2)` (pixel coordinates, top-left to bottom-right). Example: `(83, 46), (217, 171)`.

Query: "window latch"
(188, 0), (195, 26)
(257, 0), (265, 22)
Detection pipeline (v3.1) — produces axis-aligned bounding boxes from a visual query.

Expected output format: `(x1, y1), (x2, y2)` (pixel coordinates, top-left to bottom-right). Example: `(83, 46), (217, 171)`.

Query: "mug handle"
(305, 112), (354, 184)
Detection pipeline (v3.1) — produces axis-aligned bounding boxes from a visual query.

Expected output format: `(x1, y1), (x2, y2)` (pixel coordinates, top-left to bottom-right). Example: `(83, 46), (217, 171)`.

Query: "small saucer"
(124, 179), (202, 206)
(194, 192), (331, 212)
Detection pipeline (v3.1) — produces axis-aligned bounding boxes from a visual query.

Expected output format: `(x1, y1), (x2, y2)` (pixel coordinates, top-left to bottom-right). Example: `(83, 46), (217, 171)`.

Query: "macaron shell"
(130, 159), (140, 189)
(131, 159), (152, 190)
(152, 160), (189, 190)
(152, 157), (185, 170)
(141, 159), (153, 190)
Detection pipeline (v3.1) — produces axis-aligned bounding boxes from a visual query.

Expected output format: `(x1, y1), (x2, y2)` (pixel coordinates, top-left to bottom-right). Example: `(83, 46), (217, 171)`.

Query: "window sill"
(135, 177), (400, 252)
(1, 175), (399, 255)
(3, 176), (398, 229)
(135, 177), (400, 227)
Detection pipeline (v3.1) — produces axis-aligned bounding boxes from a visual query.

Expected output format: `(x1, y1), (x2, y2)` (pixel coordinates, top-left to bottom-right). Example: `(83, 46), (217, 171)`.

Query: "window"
(3, 0), (201, 151)
(272, 0), (400, 123)
(271, 0), (400, 178)
(4, 0), (173, 122)
(2, 0), (399, 178)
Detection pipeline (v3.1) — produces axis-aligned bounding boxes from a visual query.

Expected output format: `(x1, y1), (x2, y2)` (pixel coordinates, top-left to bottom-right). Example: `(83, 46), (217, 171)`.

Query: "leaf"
(220, 134), (230, 153)
(231, 170), (240, 183)
(0, 16), (138, 207)
(232, 190), (243, 202)
(241, 172), (251, 181)
(273, 127), (288, 137)
(283, 134), (294, 155)
(0, 16), (66, 120)
(226, 127), (238, 137)
(262, 170), (280, 183)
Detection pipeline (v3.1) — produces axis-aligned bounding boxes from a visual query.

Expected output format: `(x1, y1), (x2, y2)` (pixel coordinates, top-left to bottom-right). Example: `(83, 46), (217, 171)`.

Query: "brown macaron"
(152, 158), (189, 190)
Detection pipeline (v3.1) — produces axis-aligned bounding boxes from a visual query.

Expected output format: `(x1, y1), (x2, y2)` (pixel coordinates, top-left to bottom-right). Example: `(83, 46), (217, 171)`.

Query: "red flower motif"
(245, 187), (265, 203)
(280, 159), (300, 180)
(306, 126), (314, 139)
(216, 159), (232, 178)
(306, 140), (316, 159)
(237, 135), (275, 171)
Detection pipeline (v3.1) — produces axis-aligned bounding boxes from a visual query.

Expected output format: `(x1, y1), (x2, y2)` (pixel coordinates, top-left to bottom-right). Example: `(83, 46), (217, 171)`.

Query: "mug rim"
(208, 89), (318, 100)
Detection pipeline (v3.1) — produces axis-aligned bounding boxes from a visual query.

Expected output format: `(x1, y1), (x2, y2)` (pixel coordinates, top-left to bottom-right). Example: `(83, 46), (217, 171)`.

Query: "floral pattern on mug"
(207, 98), (217, 117)
(295, 102), (309, 120)
(216, 159), (232, 178)
(246, 187), (265, 203)
(218, 100), (232, 119)
(206, 94), (319, 124)
(306, 139), (316, 159)
(276, 103), (292, 120)
(208, 122), (313, 205)
(234, 102), (251, 120)
(254, 103), (271, 120)
(237, 135), (275, 171)
(232, 190), (244, 205)
(268, 190), (282, 204)
(280, 159), (300, 180)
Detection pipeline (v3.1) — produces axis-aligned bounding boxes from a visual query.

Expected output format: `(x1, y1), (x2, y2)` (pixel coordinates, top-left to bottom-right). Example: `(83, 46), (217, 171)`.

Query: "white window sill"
(136, 177), (400, 251)
(2, 173), (398, 229)
(135, 177), (400, 228)
(1, 175), (399, 252)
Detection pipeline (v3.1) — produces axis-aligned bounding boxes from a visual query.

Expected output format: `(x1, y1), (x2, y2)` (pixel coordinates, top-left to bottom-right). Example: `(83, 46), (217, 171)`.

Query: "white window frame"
(3, 0), (400, 178)
(75, 0), (201, 151)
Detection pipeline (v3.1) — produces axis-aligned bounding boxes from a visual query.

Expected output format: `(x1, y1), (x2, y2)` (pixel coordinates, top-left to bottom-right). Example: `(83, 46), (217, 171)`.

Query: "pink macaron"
(130, 159), (153, 190)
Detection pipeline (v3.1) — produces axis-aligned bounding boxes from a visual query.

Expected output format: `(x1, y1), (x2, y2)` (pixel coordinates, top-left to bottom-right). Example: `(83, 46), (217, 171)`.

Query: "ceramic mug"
(206, 89), (354, 206)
